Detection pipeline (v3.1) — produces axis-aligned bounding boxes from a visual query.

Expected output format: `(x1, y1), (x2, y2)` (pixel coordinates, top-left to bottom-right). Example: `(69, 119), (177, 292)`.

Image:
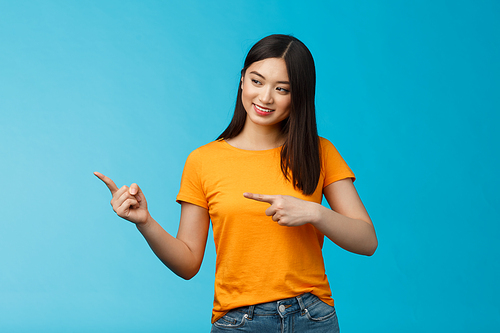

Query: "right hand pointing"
(94, 172), (150, 225)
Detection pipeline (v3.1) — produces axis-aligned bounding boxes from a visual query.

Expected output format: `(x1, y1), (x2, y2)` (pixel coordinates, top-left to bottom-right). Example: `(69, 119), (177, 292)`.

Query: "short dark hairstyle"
(218, 34), (320, 195)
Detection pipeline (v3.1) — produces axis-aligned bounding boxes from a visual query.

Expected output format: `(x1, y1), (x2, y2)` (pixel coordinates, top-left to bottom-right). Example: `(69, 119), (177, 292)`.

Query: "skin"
(94, 171), (209, 279)
(243, 181), (377, 256)
(227, 58), (291, 150)
(94, 57), (377, 279)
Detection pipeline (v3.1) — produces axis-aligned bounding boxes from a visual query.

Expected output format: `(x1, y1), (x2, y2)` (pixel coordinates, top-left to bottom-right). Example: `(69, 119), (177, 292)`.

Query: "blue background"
(1, 0), (499, 332)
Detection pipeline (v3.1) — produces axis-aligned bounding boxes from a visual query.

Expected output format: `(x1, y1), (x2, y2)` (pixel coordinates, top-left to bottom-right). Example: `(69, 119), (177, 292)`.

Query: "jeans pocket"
(303, 299), (337, 322)
(213, 309), (248, 328)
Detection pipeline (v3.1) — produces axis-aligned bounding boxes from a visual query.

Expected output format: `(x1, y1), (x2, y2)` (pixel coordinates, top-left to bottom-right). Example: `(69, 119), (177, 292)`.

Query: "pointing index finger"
(243, 192), (276, 204)
(94, 172), (119, 194)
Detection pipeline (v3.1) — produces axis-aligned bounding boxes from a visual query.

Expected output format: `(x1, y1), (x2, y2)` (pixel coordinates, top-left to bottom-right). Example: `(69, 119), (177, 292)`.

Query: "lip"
(253, 103), (275, 116)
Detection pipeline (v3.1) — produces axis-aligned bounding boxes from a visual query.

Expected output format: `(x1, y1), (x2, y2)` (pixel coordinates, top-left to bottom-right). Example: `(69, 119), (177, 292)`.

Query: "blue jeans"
(210, 293), (340, 333)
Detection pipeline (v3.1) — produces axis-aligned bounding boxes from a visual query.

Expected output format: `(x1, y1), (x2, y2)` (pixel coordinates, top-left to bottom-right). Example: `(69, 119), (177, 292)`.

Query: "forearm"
(312, 204), (378, 256)
(136, 215), (200, 279)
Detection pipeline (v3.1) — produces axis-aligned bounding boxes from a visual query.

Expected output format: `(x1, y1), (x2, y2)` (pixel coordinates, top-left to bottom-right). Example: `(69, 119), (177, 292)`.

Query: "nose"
(259, 87), (273, 105)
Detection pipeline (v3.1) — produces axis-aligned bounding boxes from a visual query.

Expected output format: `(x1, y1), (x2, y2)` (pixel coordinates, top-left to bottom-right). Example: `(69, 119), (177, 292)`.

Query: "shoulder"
(318, 136), (331, 147)
(318, 136), (349, 167)
(183, 140), (234, 169)
(318, 136), (355, 182)
(187, 140), (226, 158)
(318, 137), (339, 154)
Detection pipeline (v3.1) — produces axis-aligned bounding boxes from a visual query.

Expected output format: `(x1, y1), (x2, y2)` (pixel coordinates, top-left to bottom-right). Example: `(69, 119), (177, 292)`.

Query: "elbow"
(363, 238), (378, 256)
(364, 245), (377, 256)
(177, 271), (196, 280)
(176, 265), (201, 281)
(162, 260), (200, 280)
(361, 223), (378, 256)
(179, 273), (196, 280)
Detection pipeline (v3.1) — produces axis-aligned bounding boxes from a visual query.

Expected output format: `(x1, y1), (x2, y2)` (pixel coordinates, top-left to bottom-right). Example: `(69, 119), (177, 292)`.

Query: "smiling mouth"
(254, 104), (274, 113)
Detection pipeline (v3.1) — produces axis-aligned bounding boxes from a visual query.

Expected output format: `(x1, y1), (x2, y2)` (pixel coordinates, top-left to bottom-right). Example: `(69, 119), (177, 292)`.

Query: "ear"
(240, 75), (244, 89)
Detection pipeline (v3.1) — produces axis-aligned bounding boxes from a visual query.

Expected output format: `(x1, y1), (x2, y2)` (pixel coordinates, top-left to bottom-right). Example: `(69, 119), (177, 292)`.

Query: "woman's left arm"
(244, 178), (377, 256)
(317, 178), (377, 256)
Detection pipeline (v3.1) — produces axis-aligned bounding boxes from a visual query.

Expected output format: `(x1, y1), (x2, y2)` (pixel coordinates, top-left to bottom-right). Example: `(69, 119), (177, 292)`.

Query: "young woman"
(95, 34), (377, 332)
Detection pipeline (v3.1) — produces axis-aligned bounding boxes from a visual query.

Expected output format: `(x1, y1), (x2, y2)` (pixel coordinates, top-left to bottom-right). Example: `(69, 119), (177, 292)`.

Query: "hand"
(243, 192), (320, 227)
(94, 172), (150, 225)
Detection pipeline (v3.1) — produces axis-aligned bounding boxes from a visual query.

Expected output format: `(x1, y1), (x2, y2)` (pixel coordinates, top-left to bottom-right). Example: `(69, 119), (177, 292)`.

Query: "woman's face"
(241, 57), (291, 130)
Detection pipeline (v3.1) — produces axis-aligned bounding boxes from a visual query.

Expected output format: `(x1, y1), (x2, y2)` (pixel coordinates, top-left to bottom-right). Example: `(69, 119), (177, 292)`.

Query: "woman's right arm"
(94, 172), (210, 280)
(136, 202), (209, 280)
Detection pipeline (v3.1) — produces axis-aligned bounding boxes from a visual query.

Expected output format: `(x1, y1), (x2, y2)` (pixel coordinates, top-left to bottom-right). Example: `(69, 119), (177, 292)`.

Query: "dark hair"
(218, 34), (320, 195)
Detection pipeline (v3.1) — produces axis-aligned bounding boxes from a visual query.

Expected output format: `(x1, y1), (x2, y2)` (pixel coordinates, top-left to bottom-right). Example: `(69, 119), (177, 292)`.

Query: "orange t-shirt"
(176, 137), (355, 323)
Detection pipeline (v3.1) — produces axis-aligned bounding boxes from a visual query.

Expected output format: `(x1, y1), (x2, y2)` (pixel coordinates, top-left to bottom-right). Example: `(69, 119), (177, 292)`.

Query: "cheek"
(280, 97), (291, 113)
(241, 84), (254, 106)
(279, 99), (291, 120)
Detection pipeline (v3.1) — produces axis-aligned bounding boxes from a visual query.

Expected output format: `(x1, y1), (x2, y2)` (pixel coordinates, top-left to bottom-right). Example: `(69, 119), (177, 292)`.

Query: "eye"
(277, 87), (290, 93)
(251, 79), (262, 85)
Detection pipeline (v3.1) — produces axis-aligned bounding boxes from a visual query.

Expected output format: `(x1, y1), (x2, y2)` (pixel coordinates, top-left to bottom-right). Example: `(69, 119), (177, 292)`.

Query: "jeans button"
(279, 304), (286, 312)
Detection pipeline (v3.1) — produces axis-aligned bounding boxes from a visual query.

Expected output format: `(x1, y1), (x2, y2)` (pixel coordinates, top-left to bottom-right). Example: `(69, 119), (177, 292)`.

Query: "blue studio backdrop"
(1, 1), (499, 332)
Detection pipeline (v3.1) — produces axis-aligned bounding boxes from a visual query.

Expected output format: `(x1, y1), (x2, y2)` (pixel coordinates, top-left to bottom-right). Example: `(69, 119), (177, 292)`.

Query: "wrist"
(307, 202), (322, 226)
(136, 213), (153, 231)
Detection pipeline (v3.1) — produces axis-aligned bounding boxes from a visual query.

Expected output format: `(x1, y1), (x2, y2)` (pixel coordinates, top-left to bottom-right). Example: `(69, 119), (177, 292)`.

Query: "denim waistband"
(234, 293), (322, 319)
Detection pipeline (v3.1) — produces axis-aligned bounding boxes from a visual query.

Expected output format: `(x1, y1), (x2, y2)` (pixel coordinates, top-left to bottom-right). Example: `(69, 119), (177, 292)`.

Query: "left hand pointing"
(243, 192), (319, 227)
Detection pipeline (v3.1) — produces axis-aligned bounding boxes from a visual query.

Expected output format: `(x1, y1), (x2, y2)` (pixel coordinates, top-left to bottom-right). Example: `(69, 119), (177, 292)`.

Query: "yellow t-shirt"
(176, 137), (355, 323)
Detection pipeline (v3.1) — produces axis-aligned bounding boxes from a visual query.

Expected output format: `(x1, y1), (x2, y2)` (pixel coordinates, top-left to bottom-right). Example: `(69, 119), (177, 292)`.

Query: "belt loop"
(248, 305), (255, 320)
(296, 294), (306, 311)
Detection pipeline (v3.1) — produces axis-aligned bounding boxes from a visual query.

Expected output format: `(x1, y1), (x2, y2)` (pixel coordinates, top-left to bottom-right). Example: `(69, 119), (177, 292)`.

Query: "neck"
(226, 119), (285, 151)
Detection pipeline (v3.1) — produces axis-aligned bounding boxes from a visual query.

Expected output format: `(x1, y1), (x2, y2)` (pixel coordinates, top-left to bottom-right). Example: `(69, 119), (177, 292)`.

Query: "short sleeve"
(176, 149), (209, 209)
(320, 137), (355, 188)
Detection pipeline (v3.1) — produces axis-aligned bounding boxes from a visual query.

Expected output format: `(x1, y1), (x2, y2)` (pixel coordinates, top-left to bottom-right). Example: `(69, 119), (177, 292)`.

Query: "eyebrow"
(249, 71), (290, 85)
